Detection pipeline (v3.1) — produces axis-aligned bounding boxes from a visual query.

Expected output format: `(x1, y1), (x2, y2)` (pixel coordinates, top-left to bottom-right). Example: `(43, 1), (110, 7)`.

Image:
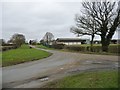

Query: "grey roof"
(56, 38), (87, 42)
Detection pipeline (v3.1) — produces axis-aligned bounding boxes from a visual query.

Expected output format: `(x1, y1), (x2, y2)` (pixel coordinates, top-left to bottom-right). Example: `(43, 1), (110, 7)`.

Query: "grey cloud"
(2, 1), (119, 42)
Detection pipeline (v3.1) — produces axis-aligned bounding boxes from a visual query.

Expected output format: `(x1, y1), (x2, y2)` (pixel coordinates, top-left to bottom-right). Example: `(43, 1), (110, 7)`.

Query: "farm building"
(56, 38), (90, 45)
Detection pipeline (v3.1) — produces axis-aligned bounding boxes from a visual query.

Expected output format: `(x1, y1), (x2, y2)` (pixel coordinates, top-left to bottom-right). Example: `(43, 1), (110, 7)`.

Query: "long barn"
(56, 38), (90, 45)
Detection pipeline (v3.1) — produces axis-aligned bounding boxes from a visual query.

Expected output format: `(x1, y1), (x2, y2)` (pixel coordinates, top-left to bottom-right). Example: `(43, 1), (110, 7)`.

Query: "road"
(2, 46), (118, 88)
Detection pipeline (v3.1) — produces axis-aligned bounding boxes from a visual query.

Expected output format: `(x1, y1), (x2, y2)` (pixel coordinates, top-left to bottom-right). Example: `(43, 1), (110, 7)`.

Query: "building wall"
(63, 42), (81, 45)
(56, 39), (91, 45)
(85, 39), (90, 44)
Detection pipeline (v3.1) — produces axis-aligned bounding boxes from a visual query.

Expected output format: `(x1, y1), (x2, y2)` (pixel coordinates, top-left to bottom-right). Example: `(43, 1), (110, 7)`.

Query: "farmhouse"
(56, 38), (90, 45)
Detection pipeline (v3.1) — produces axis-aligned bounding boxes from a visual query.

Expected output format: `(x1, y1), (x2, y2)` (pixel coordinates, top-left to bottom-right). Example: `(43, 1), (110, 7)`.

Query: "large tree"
(0, 39), (6, 46)
(71, 1), (120, 52)
(8, 33), (26, 47)
(70, 14), (98, 51)
(42, 32), (54, 46)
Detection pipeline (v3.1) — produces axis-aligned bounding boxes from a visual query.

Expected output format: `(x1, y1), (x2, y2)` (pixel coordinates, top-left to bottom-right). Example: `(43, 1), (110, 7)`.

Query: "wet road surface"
(2, 46), (118, 88)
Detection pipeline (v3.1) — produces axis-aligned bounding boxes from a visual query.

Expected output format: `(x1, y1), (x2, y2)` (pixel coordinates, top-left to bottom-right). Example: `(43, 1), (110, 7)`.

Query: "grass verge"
(44, 70), (118, 88)
(63, 44), (120, 56)
(35, 45), (50, 49)
(35, 45), (54, 50)
(35, 44), (119, 56)
(61, 49), (119, 56)
(2, 45), (52, 67)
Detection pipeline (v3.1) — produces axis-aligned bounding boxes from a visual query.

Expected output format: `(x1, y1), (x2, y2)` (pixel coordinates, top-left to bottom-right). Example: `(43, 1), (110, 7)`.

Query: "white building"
(56, 38), (90, 45)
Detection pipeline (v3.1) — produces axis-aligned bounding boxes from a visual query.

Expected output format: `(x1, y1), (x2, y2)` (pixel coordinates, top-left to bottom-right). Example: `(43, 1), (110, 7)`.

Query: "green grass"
(69, 44), (119, 47)
(61, 49), (119, 56)
(35, 44), (119, 56)
(63, 44), (120, 55)
(35, 45), (54, 50)
(35, 45), (50, 49)
(45, 70), (118, 88)
(2, 45), (52, 67)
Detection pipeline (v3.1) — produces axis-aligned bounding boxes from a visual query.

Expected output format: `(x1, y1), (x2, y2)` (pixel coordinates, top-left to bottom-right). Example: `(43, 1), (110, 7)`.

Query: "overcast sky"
(1, 0), (119, 42)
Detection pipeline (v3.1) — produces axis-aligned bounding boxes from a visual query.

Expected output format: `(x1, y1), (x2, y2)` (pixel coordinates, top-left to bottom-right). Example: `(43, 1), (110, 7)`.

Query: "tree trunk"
(101, 19), (118, 52)
(101, 35), (110, 52)
(101, 9), (120, 52)
(101, 42), (109, 52)
(90, 34), (94, 52)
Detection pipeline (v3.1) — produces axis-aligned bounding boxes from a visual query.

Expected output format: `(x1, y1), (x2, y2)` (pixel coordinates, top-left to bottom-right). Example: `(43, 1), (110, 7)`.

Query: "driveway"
(2, 46), (118, 88)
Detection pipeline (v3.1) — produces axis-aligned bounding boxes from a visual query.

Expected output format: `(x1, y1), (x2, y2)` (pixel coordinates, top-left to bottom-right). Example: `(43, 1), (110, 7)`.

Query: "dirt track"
(2, 46), (118, 88)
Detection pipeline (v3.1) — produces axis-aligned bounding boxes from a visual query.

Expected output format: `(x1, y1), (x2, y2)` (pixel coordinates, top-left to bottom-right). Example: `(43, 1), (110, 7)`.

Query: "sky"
(1, 0), (119, 42)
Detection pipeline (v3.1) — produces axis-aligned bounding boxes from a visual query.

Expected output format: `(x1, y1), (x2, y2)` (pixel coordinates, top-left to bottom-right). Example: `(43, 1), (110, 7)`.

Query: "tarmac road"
(2, 46), (118, 88)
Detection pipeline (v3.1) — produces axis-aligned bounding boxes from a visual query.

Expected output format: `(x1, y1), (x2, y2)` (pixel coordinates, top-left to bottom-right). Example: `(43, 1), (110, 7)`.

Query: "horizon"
(1, 0), (119, 42)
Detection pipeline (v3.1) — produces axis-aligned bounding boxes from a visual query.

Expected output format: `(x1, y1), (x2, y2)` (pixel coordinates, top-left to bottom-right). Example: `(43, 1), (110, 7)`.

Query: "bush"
(108, 44), (120, 53)
(1, 44), (18, 51)
(2, 46), (14, 51)
(64, 45), (88, 52)
(92, 46), (102, 52)
(52, 44), (65, 49)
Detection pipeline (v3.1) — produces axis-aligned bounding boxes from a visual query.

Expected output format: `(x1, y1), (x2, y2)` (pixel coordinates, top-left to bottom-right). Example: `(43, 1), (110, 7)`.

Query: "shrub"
(1, 45), (18, 51)
(92, 46), (101, 52)
(108, 44), (120, 53)
(52, 44), (65, 49)
(64, 45), (87, 52)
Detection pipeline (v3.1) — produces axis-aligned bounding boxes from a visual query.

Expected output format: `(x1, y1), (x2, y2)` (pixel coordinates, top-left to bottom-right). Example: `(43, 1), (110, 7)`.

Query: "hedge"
(51, 44), (65, 49)
(1, 46), (18, 51)
(64, 45), (87, 52)
(108, 45), (120, 53)
(64, 44), (120, 54)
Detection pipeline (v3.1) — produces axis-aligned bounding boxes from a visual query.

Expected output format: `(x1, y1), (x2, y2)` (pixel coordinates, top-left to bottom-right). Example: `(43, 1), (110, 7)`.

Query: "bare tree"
(70, 14), (98, 51)
(72, 1), (120, 52)
(0, 39), (6, 46)
(8, 33), (26, 47)
(42, 32), (54, 45)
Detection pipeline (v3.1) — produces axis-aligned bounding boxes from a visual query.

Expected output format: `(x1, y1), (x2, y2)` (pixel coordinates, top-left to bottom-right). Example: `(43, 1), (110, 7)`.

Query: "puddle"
(83, 60), (115, 65)
(83, 61), (92, 64)
(83, 61), (103, 64)
(60, 68), (64, 70)
(36, 76), (49, 82)
(114, 62), (119, 67)
(40, 77), (49, 82)
(92, 62), (102, 64)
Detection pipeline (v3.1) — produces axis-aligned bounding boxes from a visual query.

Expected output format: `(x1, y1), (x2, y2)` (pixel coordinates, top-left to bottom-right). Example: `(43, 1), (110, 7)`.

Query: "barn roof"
(56, 38), (87, 42)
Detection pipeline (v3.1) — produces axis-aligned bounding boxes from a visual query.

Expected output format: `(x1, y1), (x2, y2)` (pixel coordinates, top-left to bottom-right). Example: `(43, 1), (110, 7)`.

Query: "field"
(44, 70), (118, 88)
(2, 45), (52, 67)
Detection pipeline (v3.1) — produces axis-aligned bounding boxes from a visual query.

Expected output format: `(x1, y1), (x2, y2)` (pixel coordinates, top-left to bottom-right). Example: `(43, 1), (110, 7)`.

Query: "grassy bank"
(2, 45), (52, 67)
(35, 45), (51, 49)
(44, 70), (118, 88)
(35, 45), (54, 50)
